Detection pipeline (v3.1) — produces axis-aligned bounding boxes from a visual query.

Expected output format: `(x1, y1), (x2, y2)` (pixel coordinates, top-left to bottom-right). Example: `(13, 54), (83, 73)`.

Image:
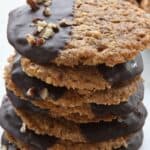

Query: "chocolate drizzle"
(99, 54), (143, 85)
(11, 55), (66, 100)
(91, 82), (144, 117)
(7, 0), (74, 64)
(0, 98), (58, 150)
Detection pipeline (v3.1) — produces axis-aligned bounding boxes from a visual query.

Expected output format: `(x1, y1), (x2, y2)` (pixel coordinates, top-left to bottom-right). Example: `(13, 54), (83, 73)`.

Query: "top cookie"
(8, 0), (150, 66)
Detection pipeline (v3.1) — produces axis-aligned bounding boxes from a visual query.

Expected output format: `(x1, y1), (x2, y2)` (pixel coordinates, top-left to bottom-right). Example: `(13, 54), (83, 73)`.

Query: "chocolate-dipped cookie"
(21, 53), (143, 91)
(2, 130), (144, 150)
(5, 56), (142, 107)
(1, 0), (149, 149)
(7, 0), (150, 66)
(0, 99), (144, 150)
(7, 81), (144, 123)
(0, 97), (146, 143)
(3, 54), (144, 123)
(5, 62), (143, 123)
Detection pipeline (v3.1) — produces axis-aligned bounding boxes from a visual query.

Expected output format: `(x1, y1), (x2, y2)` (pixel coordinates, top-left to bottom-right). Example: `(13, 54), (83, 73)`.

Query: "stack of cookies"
(1, 0), (150, 149)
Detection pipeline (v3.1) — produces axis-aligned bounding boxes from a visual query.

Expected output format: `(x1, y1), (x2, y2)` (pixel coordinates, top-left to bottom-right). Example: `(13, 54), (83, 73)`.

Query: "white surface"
(0, 1), (150, 149)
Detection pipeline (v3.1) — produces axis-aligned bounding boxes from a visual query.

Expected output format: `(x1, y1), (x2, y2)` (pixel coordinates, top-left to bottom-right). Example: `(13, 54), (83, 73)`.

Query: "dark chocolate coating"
(0, 96), (147, 143)
(1, 133), (17, 150)
(7, 0), (74, 64)
(80, 103), (147, 142)
(11, 54), (143, 102)
(99, 54), (143, 85)
(0, 98), (58, 150)
(7, 89), (49, 115)
(91, 82), (144, 117)
(7, 80), (144, 118)
(1, 130), (143, 150)
(118, 131), (143, 150)
(11, 55), (66, 100)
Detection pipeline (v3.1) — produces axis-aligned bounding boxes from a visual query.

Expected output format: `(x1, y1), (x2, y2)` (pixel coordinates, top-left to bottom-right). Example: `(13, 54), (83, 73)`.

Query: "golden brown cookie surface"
(7, 80), (144, 123)
(0, 98), (146, 144)
(1, 0), (149, 149)
(5, 63), (141, 106)
(5, 54), (143, 123)
(21, 53), (143, 91)
(0, 99), (146, 144)
(14, 105), (147, 143)
(8, 0), (150, 66)
(5, 55), (142, 107)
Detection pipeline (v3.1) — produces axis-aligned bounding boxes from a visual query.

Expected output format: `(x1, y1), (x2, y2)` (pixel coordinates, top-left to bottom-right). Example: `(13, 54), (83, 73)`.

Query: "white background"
(0, 1), (150, 149)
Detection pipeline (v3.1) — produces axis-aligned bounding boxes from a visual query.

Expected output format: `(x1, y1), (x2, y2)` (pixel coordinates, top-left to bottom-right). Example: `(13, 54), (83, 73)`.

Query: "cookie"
(7, 81), (144, 123)
(21, 53), (143, 90)
(7, 91), (116, 123)
(14, 105), (147, 143)
(5, 58), (142, 107)
(0, 98), (146, 143)
(0, 99), (144, 150)
(2, 130), (143, 150)
(5, 64), (143, 123)
(7, 0), (150, 66)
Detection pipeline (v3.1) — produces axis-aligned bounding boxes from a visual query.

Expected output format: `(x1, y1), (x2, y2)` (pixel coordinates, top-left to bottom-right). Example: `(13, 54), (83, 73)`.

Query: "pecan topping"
(25, 0), (73, 47)
(26, 0), (39, 11)
(36, 20), (47, 32)
(40, 26), (54, 39)
(35, 38), (46, 46)
(26, 87), (36, 97)
(26, 34), (36, 45)
(35, 21), (59, 39)
(27, 0), (52, 15)
(20, 123), (26, 133)
(43, 7), (51, 16)
(26, 19), (60, 46)
(26, 34), (45, 46)
(40, 88), (49, 99)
